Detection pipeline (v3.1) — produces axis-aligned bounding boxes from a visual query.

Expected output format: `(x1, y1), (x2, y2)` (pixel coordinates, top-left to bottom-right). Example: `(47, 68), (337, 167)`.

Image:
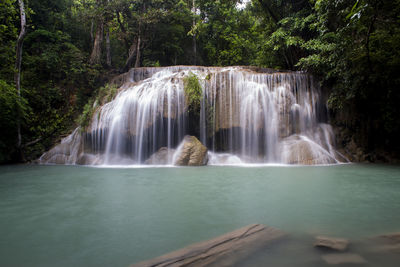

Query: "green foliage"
(270, 0), (400, 151)
(195, 0), (260, 66)
(0, 80), (28, 162)
(77, 98), (95, 129)
(77, 83), (119, 129)
(183, 72), (202, 114)
(95, 83), (119, 105)
(0, 0), (18, 79)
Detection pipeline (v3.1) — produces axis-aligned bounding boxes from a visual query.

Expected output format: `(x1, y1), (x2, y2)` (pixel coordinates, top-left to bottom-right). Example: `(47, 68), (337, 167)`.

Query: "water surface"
(0, 164), (399, 266)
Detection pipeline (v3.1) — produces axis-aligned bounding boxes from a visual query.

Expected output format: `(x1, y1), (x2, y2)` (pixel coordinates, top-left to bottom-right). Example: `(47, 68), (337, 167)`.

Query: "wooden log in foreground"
(131, 224), (286, 267)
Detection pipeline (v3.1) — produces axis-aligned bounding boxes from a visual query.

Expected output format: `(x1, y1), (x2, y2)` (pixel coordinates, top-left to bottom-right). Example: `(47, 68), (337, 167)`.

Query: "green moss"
(77, 83), (119, 130)
(96, 84), (118, 105)
(77, 98), (95, 130)
(183, 72), (202, 113)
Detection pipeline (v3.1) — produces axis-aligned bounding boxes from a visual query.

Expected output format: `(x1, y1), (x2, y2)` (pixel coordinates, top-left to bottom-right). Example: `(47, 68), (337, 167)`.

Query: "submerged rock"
(314, 236), (349, 251)
(145, 147), (176, 165)
(378, 233), (400, 244)
(76, 154), (101, 165)
(174, 135), (208, 166)
(208, 152), (243, 165)
(131, 224), (286, 267)
(321, 253), (367, 265)
(370, 244), (400, 254)
(368, 232), (400, 254)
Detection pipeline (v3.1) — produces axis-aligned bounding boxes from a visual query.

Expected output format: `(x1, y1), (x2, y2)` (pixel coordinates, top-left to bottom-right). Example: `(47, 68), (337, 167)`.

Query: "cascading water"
(88, 69), (187, 164)
(39, 66), (347, 165)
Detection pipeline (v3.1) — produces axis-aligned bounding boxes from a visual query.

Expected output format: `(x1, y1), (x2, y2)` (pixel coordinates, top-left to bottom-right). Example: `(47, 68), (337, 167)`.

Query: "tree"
(15, 0), (27, 157)
(89, 0), (104, 65)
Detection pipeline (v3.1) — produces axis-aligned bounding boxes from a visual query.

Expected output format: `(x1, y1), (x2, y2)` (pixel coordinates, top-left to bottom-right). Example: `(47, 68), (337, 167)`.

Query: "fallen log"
(131, 224), (286, 267)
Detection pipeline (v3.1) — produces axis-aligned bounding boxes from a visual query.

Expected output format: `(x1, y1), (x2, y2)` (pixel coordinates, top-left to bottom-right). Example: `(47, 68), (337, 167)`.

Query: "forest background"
(1, 0), (399, 163)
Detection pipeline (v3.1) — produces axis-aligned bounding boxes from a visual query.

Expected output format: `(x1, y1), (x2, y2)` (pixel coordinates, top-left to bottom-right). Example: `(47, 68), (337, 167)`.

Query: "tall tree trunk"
(134, 2), (147, 68)
(89, 0), (104, 65)
(192, 0), (197, 65)
(15, 0), (27, 156)
(90, 19), (94, 47)
(89, 20), (103, 64)
(106, 29), (111, 67)
(365, 5), (378, 74)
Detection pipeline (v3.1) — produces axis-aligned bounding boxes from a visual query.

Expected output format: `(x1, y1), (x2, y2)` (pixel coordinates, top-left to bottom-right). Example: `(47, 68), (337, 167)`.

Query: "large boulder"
(174, 135), (208, 166)
(281, 135), (337, 165)
(145, 147), (175, 165)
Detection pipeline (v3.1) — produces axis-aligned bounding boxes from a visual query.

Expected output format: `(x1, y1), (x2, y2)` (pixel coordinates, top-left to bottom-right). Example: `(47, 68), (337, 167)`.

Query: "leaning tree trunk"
(15, 0), (27, 157)
(89, 16), (104, 65)
(106, 28), (111, 67)
(134, 30), (141, 68)
(122, 38), (137, 72)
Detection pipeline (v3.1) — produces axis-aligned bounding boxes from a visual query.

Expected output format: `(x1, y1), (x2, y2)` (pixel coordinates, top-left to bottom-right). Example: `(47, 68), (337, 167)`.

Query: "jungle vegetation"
(0, 0), (399, 163)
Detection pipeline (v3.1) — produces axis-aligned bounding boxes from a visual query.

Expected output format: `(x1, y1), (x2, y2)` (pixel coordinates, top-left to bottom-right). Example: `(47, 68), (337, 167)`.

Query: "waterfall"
(39, 66), (347, 165)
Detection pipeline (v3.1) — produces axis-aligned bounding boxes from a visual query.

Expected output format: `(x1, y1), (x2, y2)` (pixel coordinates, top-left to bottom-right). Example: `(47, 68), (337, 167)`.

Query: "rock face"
(131, 224), (286, 267)
(174, 136), (208, 166)
(145, 147), (175, 165)
(314, 236), (349, 251)
(39, 128), (83, 164)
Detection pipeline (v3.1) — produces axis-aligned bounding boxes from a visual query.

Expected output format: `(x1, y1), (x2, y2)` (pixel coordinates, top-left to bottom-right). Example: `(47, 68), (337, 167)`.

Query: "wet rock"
(145, 147), (175, 165)
(321, 253), (367, 265)
(131, 224), (286, 267)
(314, 236), (349, 251)
(281, 135), (337, 165)
(174, 135), (208, 166)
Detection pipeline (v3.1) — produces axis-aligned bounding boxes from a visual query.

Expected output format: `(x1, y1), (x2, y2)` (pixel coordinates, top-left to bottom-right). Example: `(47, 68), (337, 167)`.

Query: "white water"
(40, 66), (347, 165)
